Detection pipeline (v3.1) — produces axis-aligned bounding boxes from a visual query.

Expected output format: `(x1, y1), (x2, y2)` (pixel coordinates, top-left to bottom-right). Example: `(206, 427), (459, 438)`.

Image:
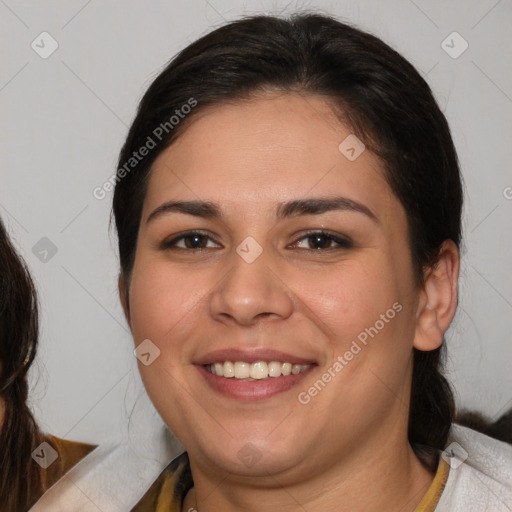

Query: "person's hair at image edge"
(112, 12), (511, 468)
(0, 218), (45, 510)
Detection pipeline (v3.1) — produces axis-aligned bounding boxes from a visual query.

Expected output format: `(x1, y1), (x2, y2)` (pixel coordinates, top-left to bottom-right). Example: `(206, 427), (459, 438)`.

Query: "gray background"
(1, 0), (511, 444)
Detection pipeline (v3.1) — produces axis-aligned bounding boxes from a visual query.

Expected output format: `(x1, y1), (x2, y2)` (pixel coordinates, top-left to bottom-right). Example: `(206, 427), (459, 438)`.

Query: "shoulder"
(40, 435), (96, 492)
(436, 424), (512, 511)
(30, 434), (184, 511)
(28, 434), (96, 509)
(47, 435), (97, 466)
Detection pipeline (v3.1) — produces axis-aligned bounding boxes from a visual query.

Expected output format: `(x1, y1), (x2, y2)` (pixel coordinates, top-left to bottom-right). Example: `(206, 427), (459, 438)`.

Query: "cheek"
(297, 259), (417, 397)
(296, 261), (401, 344)
(302, 266), (415, 403)
(127, 261), (202, 415)
(128, 260), (204, 344)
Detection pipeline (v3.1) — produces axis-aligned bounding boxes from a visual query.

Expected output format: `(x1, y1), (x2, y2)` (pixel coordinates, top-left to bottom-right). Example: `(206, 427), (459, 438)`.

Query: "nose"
(209, 244), (294, 327)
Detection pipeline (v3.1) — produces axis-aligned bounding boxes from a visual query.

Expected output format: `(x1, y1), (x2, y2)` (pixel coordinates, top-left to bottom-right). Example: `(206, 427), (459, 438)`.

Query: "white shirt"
(30, 423), (512, 511)
(435, 424), (512, 511)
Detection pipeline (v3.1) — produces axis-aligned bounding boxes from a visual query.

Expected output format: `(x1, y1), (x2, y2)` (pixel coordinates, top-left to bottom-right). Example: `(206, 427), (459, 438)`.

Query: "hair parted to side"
(0, 218), (45, 510)
(112, 13), (463, 467)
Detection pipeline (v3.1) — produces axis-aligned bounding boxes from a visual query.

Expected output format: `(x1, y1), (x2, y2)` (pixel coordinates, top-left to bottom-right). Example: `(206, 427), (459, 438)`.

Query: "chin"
(189, 431), (310, 478)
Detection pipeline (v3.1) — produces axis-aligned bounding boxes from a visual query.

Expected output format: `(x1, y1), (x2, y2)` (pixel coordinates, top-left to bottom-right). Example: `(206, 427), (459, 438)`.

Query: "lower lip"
(196, 365), (315, 401)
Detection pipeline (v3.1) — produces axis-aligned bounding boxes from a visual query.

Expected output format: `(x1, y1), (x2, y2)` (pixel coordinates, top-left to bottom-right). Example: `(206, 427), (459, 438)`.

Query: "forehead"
(145, 93), (396, 218)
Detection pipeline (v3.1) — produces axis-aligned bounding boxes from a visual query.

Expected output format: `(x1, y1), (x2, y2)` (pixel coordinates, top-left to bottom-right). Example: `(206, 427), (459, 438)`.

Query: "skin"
(120, 92), (459, 512)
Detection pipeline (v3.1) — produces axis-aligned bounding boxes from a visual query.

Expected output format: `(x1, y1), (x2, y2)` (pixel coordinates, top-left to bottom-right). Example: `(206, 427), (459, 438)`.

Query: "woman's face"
(125, 92), (423, 480)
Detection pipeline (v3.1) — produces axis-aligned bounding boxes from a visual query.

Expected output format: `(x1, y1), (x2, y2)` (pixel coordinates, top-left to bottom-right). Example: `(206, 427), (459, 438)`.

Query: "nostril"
(257, 312), (272, 318)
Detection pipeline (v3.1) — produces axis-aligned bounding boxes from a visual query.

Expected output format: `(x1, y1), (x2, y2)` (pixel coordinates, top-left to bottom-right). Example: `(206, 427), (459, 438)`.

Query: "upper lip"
(194, 348), (316, 366)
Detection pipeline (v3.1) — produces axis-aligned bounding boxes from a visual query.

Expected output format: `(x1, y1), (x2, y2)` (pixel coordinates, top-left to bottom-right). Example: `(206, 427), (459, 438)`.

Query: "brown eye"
(161, 231), (221, 250)
(292, 231), (353, 251)
(306, 233), (333, 250)
(182, 234), (208, 249)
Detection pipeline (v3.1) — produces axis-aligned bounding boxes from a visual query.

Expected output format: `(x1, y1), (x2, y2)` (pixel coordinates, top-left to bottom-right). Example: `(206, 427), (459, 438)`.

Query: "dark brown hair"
(456, 408), (512, 444)
(113, 13), (462, 466)
(0, 218), (44, 510)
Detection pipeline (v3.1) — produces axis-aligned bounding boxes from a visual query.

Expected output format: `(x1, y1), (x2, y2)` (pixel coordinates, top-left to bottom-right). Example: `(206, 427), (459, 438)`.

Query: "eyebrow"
(146, 196), (379, 224)
(276, 197), (378, 223)
(147, 200), (222, 223)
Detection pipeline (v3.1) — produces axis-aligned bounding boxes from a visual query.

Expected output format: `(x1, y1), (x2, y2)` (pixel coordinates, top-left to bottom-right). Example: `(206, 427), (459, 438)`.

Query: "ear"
(413, 240), (459, 351)
(118, 275), (131, 327)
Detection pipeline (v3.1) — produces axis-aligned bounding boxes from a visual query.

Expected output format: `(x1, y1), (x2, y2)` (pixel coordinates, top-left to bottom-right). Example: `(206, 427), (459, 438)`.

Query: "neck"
(183, 428), (435, 512)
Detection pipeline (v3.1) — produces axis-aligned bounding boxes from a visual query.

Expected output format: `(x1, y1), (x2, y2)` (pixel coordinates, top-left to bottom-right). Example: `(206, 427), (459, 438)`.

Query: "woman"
(108, 12), (511, 512)
(30, 11), (511, 512)
(0, 218), (95, 511)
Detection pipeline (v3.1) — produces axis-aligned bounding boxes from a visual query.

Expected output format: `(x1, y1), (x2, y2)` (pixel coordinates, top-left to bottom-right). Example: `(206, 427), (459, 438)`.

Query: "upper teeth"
(207, 361), (310, 379)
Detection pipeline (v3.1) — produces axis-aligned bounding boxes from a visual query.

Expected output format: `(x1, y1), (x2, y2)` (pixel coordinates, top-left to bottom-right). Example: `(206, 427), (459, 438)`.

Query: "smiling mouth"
(205, 361), (311, 380)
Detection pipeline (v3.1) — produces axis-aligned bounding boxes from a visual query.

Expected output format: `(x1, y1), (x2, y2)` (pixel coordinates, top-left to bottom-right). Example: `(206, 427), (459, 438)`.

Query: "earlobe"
(118, 276), (131, 327)
(413, 240), (460, 351)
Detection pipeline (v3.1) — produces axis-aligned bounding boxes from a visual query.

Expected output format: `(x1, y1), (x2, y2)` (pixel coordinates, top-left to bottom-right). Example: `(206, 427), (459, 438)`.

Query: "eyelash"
(160, 230), (354, 252)
(291, 230), (354, 250)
